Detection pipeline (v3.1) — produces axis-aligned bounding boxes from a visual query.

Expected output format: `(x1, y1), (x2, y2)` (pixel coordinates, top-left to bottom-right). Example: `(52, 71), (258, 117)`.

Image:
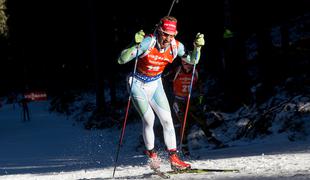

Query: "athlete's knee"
(161, 118), (174, 130)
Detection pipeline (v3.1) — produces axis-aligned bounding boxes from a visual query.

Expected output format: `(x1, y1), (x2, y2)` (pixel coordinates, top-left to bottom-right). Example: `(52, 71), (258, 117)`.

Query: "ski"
(152, 169), (171, 179)
(167, 168), (240, 174)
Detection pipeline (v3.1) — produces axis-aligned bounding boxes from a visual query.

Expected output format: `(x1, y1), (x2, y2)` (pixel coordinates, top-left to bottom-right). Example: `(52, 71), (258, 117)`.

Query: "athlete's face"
(182, 61), (193, 72)
(158, 30), (175, 49)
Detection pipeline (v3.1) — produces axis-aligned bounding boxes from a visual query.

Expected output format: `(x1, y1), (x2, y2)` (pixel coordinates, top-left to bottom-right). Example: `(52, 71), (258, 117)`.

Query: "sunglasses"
(158, 30), (176, 38)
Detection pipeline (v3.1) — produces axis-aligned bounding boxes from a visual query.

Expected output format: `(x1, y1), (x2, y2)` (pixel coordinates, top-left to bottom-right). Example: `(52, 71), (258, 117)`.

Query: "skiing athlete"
(170, 58), (226, 156)
(118, 15), (205, 171)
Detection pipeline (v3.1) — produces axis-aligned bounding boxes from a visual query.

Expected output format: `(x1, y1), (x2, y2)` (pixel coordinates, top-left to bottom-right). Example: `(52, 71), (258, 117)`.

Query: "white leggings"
(128, 76), (177, 151)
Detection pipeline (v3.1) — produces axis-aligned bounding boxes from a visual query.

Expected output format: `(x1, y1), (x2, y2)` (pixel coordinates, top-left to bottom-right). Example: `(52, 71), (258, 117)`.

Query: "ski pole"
(167, 0), (179, 16)
(179, 52), (199, 149)
(112, 47), (139, 178)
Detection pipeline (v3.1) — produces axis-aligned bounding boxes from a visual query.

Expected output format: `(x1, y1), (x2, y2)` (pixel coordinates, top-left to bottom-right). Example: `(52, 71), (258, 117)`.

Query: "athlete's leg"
(128, 76), (156, 150)
(150, 79), (177, 150)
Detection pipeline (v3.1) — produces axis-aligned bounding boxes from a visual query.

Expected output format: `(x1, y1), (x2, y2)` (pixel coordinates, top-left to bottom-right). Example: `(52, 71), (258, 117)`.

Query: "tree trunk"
(0, 0), (8, 36)
(87, 0), (105, 111)
(256, 27), (274, 103)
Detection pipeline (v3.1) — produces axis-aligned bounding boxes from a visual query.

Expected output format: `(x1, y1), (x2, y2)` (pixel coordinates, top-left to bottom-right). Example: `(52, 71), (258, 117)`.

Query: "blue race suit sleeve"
(118, 36), (152, 64)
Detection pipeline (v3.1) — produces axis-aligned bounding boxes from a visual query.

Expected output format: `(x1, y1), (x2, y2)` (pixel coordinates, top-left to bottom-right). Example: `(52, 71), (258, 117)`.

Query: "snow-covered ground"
(0, 101), (310, 180)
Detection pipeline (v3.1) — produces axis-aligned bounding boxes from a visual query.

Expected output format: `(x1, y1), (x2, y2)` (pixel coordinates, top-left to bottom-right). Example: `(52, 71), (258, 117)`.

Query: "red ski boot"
(145, 149), (161, 170)
(168, 150), (191, 171)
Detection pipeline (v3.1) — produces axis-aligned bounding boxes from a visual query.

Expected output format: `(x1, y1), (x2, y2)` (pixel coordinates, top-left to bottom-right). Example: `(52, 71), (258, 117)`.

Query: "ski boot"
(168, 150), (191, 171)
(145, 149), (161, 170)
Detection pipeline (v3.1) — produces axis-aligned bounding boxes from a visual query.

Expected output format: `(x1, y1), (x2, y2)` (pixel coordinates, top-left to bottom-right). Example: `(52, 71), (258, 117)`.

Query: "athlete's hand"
(135, 30), (145, 44)
(194, 32), (205, 47)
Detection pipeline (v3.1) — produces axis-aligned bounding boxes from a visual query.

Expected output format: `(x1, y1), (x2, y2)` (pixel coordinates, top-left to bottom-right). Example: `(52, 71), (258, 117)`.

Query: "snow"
(0, 100), (310, 180)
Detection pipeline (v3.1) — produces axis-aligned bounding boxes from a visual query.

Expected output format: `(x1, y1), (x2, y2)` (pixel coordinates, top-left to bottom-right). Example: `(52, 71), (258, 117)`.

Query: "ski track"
(1, 102), (310, 179)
